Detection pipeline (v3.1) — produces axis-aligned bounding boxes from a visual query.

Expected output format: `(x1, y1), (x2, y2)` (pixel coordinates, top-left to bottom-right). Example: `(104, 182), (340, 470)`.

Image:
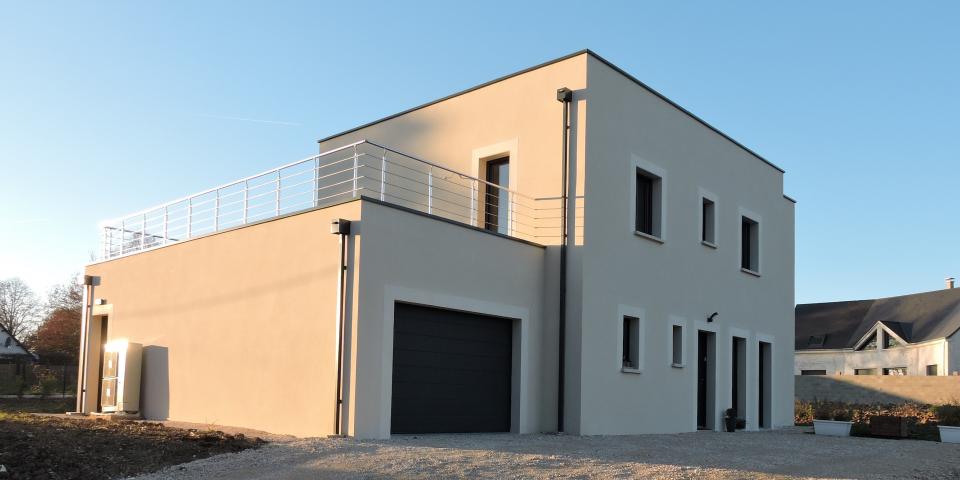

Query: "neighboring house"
(0, 323), (37, 365)
(795, 279), (960, 377)
(76, 50), (795, 438)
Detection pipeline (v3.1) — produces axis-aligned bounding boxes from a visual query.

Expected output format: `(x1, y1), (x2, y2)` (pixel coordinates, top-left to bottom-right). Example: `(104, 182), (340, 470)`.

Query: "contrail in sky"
(195, 113), (301, 127)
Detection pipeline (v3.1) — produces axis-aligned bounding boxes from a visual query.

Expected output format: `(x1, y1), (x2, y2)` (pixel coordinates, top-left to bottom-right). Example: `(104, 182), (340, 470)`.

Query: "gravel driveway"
(133, 427), (960, 479)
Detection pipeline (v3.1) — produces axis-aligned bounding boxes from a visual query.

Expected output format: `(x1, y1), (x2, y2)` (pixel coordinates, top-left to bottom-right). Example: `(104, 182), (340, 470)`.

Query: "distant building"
(0, 323), (36, 364)
(795, 278), (960, 376)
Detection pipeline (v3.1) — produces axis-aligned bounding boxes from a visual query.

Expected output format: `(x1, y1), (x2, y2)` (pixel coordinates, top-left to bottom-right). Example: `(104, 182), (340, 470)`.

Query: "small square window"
(635, 168), (662, 238)
(622, 315), (641, 370)
(927, 364), (939, 376)
(701, 197), (716, 245)
(740, 216), (759, 272)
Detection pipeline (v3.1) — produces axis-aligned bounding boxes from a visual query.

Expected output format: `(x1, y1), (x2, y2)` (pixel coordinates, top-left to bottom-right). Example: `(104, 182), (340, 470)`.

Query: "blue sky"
(1, 1), (957, 303)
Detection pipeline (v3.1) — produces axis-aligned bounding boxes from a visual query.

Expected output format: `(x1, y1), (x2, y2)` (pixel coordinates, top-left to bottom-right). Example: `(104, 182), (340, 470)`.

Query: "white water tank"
(100, 340), (142, 413)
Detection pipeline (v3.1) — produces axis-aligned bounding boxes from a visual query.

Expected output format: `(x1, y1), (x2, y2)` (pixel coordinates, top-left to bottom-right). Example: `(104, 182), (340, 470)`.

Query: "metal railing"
(98, 140), (584, 260)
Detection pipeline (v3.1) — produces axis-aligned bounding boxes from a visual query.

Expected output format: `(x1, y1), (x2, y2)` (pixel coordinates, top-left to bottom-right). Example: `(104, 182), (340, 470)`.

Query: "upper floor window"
(634, 169), (663, 240)
(635, 168), (662, 237)
(740, 215), (760, 273)
(700, 195), (716, 246)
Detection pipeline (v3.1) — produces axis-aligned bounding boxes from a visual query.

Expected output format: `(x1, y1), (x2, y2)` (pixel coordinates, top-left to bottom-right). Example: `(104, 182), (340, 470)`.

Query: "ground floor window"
(800, 370), (826, 375)
(622, 315), (641, 370)
(855, 368), (878, 375)
(927, 364), (939, 376)
(883, 367), (907, 376)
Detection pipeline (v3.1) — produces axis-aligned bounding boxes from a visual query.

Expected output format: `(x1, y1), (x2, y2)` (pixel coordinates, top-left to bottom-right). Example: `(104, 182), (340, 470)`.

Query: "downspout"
(330, 218), (351, 435)
(556, 87), (573, 432)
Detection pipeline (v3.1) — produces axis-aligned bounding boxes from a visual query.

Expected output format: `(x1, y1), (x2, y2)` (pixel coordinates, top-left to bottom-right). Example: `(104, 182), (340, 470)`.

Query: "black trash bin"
(724, 408), (737, 432)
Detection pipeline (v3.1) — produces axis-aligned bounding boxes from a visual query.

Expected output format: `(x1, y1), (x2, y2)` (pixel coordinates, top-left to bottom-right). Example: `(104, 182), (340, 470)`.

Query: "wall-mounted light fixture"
(707, 312), (718, 323)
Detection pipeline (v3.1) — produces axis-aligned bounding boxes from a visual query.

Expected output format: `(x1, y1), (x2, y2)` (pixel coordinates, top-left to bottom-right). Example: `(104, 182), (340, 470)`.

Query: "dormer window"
(856, 331), (878, 351)
(884, 334), (902, 349)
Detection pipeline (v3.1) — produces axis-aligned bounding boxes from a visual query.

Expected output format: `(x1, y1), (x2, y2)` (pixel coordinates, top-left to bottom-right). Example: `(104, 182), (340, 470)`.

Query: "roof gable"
(796, 288), (960, 350)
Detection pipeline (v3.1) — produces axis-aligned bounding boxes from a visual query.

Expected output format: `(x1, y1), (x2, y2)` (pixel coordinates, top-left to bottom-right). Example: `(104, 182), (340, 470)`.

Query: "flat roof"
(317, 49), (787, 175)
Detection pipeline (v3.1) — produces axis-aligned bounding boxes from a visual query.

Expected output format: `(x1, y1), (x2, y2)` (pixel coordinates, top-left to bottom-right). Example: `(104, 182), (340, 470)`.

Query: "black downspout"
(556, 87), (572, 433)
(331, 218), (351, 436)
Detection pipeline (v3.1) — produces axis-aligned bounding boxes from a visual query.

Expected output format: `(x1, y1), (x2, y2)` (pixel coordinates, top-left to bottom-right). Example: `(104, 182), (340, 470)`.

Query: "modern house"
(76, 50), (795, 438)
(795, 279), (960, 376)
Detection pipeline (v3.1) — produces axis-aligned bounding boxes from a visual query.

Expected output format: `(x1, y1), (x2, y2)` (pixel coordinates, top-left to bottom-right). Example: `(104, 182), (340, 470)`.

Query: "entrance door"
(697, 331), (714, 429)
(483, 157), (509, 234)
(95, 316), (109, 412)
(732, 337), (746, 422)
(758, 341), (772, 428)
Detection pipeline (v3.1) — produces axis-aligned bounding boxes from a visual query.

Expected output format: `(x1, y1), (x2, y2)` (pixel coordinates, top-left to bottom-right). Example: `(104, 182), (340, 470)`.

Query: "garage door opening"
(391, 303), (514, 434)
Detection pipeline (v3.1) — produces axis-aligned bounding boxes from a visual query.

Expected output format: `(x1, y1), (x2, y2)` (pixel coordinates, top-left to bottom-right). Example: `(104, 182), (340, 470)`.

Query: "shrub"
(933, 404), (960, 427)
(40, 376), (61, 397)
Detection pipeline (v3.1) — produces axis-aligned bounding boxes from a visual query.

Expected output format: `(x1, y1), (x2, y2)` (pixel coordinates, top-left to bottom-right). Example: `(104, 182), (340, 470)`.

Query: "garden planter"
(814, 420), (852, 437)
(939, 425), (960, 443)
(869, 415), (908, 438)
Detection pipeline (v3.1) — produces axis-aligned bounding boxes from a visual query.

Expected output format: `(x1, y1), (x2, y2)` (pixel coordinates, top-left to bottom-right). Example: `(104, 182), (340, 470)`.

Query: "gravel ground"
(133, 427), (960, 480)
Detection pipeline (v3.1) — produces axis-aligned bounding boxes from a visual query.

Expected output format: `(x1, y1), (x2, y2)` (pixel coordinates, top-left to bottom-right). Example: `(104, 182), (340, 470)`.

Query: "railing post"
(242, 180), (248, 224)
(427, 167), (433, 215)
(352, 145), (359, 198)
(380, 148), (387, 201)
(214, 189), (220, 231)
(470, 180), (478, 227)
(140, 213), (146, 251)
(120, 219), (126, 254)
(313, 156), (320, 208)
(275, 170), (281, 217)
(162, 206), (168, 245)
(187, 198), (192, 238)
(102, 227), (109, 259)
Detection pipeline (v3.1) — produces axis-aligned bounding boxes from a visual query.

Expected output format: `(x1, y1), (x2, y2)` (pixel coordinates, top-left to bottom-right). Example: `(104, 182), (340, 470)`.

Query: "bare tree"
(46, 275), (83, 313)
(0, 277), (41, 340)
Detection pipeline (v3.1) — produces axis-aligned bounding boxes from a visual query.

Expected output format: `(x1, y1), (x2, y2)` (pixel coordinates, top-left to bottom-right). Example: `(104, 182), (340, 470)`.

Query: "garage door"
(391, 303), (513, 434)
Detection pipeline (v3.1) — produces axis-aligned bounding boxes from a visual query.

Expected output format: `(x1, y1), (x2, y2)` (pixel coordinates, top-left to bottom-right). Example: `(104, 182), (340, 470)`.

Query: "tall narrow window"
(672, 325), (684, 366)
(635, 168), (662, 238)
(701, 198), (715, 245)
(483, 157), (509, 234)
(740, 216), (759, 272)
(622, 315), (640, 370)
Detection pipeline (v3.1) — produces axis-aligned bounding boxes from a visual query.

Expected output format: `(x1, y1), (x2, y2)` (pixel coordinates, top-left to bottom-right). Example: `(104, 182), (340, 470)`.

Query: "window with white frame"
(635, 168), (662, 238)
(672, 324), (684, 366)
(740, 215), (760, 272)
(622, 315), (641, 370)
(701, 196), (716, 246)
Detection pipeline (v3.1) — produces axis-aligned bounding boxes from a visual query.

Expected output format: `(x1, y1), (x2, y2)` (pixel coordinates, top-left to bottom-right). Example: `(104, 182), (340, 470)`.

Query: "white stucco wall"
(349, 200), (550, 439)
(572, 56), (796, 434)
(795, 339), (948, 376)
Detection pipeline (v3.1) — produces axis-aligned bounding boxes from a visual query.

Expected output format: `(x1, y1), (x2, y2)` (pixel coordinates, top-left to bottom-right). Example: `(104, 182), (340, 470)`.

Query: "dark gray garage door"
(391, 303), (513, 434)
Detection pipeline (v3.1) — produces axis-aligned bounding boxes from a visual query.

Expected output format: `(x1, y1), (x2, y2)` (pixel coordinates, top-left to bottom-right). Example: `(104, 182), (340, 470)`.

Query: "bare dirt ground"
(0, 399), (264, 479)
(134, 427), (960, 480)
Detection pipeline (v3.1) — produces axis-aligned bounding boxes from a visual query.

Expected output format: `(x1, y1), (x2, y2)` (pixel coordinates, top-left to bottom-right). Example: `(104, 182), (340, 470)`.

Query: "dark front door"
(759, 341), (771, 428)
(483, 157), (509, 234)
(697, 331), (708, 429)
(391, 303), (513, 434)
